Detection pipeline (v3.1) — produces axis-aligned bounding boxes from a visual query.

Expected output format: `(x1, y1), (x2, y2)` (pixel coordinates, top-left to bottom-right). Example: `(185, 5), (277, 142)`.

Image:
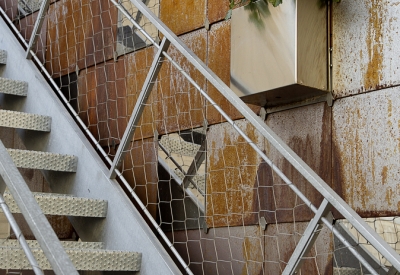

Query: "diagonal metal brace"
(109, 37), (170, 179)
(282, 199), (332, 275)
(182, 140), (206, 190)
(26, 0), (50, 59)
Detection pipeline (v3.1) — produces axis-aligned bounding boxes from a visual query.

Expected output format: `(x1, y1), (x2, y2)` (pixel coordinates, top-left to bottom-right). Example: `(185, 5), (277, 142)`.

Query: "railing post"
(26, 0), (50, 59)
(109, 37), (170, 179)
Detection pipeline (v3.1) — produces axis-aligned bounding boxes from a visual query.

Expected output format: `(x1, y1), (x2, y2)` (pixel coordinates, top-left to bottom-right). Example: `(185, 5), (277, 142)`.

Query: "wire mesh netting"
(0, 0), (399, 274)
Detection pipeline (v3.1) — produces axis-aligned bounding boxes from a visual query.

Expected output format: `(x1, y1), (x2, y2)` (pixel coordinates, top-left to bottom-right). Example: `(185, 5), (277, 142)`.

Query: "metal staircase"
(0, 14), (181, 275)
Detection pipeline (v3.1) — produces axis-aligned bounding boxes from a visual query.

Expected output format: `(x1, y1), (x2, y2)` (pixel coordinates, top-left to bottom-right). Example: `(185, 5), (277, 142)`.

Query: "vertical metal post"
(282, 199), (331, 275)
(26, 0), (50, 59)
(109, 37), (170, 179)
(0, 193), (44, 275)
(0, 141), (78, 275)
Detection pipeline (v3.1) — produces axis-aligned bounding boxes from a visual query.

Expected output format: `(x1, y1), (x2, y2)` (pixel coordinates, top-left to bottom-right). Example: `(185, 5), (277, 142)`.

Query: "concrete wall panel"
(265, 103), (331, 223)
(333, 88), (400, 216)
(333, 0), (400, 98)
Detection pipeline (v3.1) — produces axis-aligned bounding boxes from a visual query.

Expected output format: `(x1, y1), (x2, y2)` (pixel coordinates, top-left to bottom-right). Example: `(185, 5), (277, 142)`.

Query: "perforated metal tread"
(0, 77), (28, 96)
(333, 267), (363, 275)
(160, 134), (201, 157)
(0, 239), (104, 250)
(7, 149), (77, 172)
(0, 50), (6, 64)
(0, 246), (141, 271)
(3, 191), (107, 217)
(0, 109), (51, 132)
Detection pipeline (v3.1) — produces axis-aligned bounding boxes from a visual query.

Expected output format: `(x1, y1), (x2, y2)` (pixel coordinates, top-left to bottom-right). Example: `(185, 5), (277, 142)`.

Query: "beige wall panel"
(264, 222), (333, 275)
(206, 119), (264, 228)
(206, 20), (261, 125)
(333, 0), (400, 98)
(265, 103), (331, 223)
(158, 29), (207, 134)
(160, 0), (206, 35)
(333, 88), (400, 216)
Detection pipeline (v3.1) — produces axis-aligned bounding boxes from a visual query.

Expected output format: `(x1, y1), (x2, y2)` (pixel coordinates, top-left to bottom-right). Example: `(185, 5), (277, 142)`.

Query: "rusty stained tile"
(264, 103), (331, 223)
(332, 0), (400, 98)
(207, 0), (230, 24)
(160, 0), (206, 35)
(77, 58), (128, 146)
(333, 88), (400, 217)
(124, 46), (158, 141)
(264, 222), (333, 275)
(206, 20), (261, 126)
(206, 119), (264, 228)
(46, 0), (117, 77)
(157, 29), (207, 135)
(16, 11), (48, 64)
(0, 0), (18, 22)
(166, 226), (264, 275)
(120, 137), (158, 218)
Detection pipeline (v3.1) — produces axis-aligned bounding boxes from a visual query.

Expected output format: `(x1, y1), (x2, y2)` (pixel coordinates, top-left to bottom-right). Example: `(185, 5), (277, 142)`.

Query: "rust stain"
(381, 166), (388, 185)
(364, 0), (384, 90)
(385, 187), (393, 206)
(397, 201), (400, 212)
(241, 236), (263, 275)
(388, 99), (393, 117)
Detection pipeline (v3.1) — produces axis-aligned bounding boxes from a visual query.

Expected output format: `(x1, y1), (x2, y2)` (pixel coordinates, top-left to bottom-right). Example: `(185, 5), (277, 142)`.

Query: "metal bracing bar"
(0, 193), (44, 275)
(182, 141), (206, 191)
(26, 0), (50, 59)
(109, 37), (170, 179)
(0, 141), (78, 275)
(158, 142), (203, 195)
(283, 199), (332, 275)
(121, 0), (400, 270)
(158, 157), (205, 213)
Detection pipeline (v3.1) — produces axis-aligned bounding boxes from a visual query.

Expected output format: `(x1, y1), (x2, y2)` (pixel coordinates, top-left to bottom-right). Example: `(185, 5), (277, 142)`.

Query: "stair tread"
(0, 239), (104, 250)
(0, 50), (6, 64)
(0, 109), (51, 132)
(0, 242), (142, 271)
(3, 191), (107, 217)
(7, 148), (77, 172)
(0, 77), (27, 96)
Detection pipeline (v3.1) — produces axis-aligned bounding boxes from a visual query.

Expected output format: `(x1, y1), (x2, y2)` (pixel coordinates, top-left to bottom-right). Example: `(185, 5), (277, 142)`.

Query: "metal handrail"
(0, 140), (78, 275)
(0, 193), (43, 275)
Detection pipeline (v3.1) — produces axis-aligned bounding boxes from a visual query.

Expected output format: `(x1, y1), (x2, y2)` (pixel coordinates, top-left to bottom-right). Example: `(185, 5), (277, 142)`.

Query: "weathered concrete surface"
(264, 103), (331, 223)
(333, 0), (400, 98)
(206, 119), (264, 227)
(160, 0), (206, 35)
(206, 20), (261, 125)
(166, 226), (264, 275)
(333, 87), (400, 217)
(46, 0), (117, 77)
(158, 29), (207, 135)
(264, 222), (333, 275)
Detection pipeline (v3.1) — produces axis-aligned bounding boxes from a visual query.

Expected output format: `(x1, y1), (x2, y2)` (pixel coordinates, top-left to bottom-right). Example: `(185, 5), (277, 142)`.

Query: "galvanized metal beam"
(182, 141), (205, 191)
(0, 140), (78, 275)
(282, 199), (331, 275)
(109, 37), (170, 179)
(26, 0), (50, 60)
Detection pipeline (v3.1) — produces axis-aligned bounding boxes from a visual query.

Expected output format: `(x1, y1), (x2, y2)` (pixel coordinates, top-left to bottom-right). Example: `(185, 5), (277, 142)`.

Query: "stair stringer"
(0, 16), (181, 275)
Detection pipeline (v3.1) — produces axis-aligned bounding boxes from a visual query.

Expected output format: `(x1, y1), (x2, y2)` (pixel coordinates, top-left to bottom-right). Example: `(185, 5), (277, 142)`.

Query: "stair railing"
(0, 140), (78, 275)
(3, 0), (400, 274)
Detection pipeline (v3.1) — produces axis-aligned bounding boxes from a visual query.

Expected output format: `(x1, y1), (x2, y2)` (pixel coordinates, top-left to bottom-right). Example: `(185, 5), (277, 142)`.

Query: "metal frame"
(26, 0), (50, 59)
(0, 141), (78, 275)
(0, 193), (43, 275)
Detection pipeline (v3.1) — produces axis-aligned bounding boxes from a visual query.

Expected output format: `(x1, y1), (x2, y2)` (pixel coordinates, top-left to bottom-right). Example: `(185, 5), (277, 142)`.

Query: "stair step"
(0, 50), (6, 64)
(3, 191), (107, 217)
(160, 134), (201, 157)
(0, 239), (104, 250)
(0, 77), (28, 96)
(7, 149), (77, 172)
(0, 245), (141, 271)
(0, 109), (51, 132)
(333, 267), (363, 275)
